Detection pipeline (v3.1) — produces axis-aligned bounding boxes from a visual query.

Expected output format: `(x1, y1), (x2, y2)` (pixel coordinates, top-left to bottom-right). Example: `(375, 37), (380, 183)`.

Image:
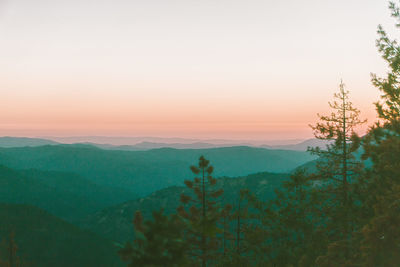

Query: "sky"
(0, 0), (397, 140)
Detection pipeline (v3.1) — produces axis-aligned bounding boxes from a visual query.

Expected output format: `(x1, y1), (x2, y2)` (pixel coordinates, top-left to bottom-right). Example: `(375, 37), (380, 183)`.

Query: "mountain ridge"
(0, 145), (316, 196)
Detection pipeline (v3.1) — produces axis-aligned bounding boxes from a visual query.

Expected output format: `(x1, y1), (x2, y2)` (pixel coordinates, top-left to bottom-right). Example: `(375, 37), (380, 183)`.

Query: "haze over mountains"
(0, 136), (329, 151)
(38, 136), (305, 146)
(0, 137), (59, 147)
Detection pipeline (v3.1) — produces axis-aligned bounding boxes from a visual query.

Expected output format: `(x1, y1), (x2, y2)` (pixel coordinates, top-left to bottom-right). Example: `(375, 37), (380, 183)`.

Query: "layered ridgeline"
(0, 165), (134, 221)
(0, 144), (315, 196)
(61, 138), (329, 151)
(0, 203), (122, 267)
(0, 136), (329, 151)
(0, 137), (59, 147)
(80, 172), (289, 243)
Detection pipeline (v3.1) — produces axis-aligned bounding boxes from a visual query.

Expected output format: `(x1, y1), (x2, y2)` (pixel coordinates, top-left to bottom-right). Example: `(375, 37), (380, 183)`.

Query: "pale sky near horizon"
(0, 0), (397, 140)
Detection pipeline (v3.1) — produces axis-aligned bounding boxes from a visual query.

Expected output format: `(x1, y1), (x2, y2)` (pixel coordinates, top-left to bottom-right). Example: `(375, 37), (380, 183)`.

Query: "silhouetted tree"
(351, 2), (400, 265)
(177, 156), (224, 267)
(308, 80), (366, 261)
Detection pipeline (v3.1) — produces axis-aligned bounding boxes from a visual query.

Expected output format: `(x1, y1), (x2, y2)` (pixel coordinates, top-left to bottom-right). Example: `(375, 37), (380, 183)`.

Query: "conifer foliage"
(177, 156), (225, 267)
(356, 2), (400, 265)
(308, 81), (366, 251)
(119, 210), (188, 267)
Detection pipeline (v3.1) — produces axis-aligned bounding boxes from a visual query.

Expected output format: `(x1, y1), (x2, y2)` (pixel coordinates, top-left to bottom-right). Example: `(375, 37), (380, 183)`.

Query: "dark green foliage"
(372, 1), (400, 124)
(119, 210), (188, 267)
(218, 190), (251, 267)
(243, 170), (327, 266)
(359, 184), (400, 267)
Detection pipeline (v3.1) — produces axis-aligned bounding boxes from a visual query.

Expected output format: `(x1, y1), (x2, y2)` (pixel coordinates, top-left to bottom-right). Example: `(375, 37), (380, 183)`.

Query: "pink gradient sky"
(0, 0), (394, 140)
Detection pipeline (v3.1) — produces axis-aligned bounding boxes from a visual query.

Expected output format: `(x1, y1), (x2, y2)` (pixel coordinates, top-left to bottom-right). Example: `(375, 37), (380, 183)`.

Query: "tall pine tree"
(354, 2), (400, 265)
(177, 156), (224, 267)
(308, 80), (366, 262)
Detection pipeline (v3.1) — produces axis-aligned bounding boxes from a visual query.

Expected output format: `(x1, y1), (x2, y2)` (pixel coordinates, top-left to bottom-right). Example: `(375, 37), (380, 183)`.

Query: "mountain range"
(0, 144), (316, 196)
(0, 136), (329, 151)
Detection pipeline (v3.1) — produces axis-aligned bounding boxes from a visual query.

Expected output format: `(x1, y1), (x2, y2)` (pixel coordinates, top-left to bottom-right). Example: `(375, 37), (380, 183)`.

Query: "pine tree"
(177, 156), (224, 267)
(308, 80), (366, 261)
(371, 1), (400, 126)
(119, 209), (188, 267)
(362, 0), (400, 191)
(352, 2), (400, 265)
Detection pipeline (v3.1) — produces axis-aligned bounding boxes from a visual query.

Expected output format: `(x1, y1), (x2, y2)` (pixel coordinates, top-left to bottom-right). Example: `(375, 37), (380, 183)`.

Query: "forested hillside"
(80, 172), (288, 242)
(0, 165), (135, 221)
(0, 145), (314, 196)
(0, 204), (122, 267)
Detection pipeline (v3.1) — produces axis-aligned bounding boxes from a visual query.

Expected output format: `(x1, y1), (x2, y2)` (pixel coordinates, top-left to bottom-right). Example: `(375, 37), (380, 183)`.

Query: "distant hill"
(63, 138), (326, 151)
(76, 139), (328, 151)
(0, 136), (324, 151)
(39, 136), (303, 147)
(0, 165), (135, 221)
(85, 141), (251, 151)
(263, 138), (331, 151)
(0, 203), (122, 267)
(0, 136), (58, 147)
(80, 172), (289, 243)
(41, 136), (201, 146)
(0, 145), (316, 196)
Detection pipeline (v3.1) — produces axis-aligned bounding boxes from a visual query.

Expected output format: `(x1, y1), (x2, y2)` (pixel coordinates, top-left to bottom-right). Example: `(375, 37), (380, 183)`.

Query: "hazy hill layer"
(262, 138), (331, 151)
(0, 145), (315, 196)
(0, 137), (58, 147)
(0, 203), (122, 267)
(83, 138), (329, 151)
(81, 172), (289, 243)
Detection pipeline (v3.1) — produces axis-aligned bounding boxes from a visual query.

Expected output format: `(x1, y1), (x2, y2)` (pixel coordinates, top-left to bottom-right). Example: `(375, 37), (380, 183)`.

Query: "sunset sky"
(0, 0), (395, 140)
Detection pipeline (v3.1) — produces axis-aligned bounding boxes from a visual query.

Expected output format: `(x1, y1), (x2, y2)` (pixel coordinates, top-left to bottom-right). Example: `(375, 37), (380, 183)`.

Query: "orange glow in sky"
(0, 0), (392, 140)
